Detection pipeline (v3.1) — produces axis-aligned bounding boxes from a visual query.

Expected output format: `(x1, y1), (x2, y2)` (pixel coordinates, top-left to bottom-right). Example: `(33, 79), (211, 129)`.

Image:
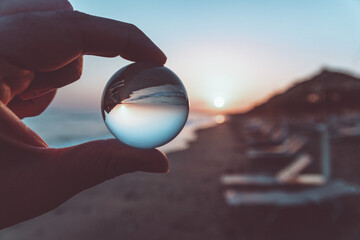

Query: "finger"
(0, 139), (168, 228)
(8, 89), (56, 119)
(18, 57), (83, 100)
(0, 58), (35, 104)
(0, 0), (73, 16)
(0, 10), (167, 72)
(50, 139), (169, 198)
(0, 101), (48, 147)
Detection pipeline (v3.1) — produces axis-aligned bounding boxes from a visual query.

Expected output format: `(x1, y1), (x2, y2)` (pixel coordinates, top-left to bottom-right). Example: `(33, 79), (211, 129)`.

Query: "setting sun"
(214, 97), (225, 108)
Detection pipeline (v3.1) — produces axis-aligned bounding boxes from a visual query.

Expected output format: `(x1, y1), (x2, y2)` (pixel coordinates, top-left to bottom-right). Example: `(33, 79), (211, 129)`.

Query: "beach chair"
(332, 124), (360, 141)
(223, 180), (360, 206)
(244, 121), (288, 147)
(246, 134), (307, 159)
(221, 153), (326, 186)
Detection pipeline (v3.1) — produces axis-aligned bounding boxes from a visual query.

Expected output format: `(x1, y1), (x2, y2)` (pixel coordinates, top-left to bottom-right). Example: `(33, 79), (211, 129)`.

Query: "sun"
(214, 97), (225, 108)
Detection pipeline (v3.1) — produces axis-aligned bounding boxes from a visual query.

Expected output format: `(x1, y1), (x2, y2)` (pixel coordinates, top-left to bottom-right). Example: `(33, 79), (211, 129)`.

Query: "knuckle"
(60, 58), (83, 86)
(6, 70), (35, 95)
(71, 57), (83, 80)
(0, 81), (11, 104)
(54, 10), (89, 27)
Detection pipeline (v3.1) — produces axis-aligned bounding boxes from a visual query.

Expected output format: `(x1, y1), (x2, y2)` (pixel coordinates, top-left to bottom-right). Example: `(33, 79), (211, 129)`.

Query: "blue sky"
(55, 0), (360, 112)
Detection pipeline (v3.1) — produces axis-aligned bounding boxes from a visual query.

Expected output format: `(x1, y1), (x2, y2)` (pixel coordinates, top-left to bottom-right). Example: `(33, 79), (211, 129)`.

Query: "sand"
(1, 117), (360, 240)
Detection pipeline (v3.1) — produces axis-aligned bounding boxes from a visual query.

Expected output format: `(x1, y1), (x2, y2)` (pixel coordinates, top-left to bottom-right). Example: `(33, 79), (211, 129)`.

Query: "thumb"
(51, 139), (169, 197)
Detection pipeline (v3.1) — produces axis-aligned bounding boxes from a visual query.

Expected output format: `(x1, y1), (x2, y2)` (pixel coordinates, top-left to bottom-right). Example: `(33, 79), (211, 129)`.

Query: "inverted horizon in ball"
(101, 62), (189, 149)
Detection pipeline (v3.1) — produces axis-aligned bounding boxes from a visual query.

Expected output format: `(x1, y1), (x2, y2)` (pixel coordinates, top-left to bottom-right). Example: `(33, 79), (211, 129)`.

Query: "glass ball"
(101, 62), (189, 149)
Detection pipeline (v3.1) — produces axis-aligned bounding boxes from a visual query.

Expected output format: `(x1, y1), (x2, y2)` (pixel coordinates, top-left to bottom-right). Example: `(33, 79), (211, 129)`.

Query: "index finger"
(0, 10), (167, 71)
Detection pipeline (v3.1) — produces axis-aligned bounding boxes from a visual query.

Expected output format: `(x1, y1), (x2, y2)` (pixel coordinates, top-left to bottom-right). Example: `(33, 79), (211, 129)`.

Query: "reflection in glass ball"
(101, 62), (189, 149)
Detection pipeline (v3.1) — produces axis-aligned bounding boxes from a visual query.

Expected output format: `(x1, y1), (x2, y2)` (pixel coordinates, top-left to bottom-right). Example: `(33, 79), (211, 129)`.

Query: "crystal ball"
(101, 62), (189, 149)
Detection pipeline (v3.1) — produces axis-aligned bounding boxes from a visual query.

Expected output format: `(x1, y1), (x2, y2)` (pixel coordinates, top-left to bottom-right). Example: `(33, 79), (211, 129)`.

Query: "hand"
(0, 0), (166, 118)
(0, 0), (169, 229)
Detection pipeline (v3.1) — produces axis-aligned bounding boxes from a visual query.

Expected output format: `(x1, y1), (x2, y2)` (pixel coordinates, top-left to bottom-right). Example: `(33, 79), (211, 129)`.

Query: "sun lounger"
(247, 135), (307, 159)
(223, 180), (360, 206)
(221, 154), (326, 186)
(245, 123), (288, 147)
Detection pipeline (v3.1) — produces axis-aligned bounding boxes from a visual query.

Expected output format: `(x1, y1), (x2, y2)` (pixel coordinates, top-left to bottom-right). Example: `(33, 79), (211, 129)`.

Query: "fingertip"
(50, 139), (171, 199)
(158, 51), (167, 65)
(152, 44), (167, 65)
(121, 46), (167, 66)
(8, 89), (56, 118)
(154, 149), (170, 173)
(117, 22), (167, 65)
(63, 0), (74, 11)
(138, 148), (169, 173)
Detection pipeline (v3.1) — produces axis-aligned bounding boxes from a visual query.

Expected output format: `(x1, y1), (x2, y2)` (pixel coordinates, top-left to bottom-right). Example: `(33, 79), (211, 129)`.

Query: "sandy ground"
(1, 118), (360, 240)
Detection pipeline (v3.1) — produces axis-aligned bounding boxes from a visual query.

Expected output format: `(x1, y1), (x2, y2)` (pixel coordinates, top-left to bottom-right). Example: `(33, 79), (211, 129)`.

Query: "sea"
(23, 108), (222, 154)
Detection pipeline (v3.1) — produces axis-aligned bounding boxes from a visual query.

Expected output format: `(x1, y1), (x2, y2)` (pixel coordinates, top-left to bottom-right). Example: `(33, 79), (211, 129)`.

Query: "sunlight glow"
(214, 97), (225, 108)
(215, 114), (226, 124)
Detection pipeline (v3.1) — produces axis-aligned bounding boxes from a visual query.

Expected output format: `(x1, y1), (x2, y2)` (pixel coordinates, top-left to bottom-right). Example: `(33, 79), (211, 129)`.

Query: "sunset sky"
(53, 0), (360, 113)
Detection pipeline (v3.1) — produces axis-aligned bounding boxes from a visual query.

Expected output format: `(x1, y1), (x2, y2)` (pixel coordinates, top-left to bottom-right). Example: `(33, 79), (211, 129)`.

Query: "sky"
(53, 0), (360, 113)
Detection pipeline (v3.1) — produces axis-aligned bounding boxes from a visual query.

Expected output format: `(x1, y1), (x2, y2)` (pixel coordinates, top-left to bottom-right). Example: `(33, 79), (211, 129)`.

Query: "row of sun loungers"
(221, 119), (360, 207)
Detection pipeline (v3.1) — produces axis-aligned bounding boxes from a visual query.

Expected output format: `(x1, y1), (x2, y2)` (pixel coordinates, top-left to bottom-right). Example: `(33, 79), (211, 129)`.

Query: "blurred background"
(1, 0), (360, 239)
(39, 0), (360, 113)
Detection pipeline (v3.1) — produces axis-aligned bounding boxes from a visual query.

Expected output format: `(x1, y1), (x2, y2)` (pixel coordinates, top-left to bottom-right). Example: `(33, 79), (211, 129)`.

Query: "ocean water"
(23, 108), (221, 154)
(104, 103), (188, 149)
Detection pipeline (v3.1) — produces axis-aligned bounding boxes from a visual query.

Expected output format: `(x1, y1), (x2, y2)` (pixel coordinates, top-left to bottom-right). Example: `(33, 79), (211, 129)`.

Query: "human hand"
(0, 0), (168, 229)
(0, 0), (166, 118)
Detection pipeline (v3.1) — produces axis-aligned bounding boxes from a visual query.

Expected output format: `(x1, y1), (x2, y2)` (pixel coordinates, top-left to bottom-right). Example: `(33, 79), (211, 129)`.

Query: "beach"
(0, 0), (357, 238)
(1, 116), (360, 239)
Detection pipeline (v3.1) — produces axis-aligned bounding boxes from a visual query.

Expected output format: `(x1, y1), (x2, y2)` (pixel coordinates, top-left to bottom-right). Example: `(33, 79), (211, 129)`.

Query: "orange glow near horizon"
(166, 39), (287, 114)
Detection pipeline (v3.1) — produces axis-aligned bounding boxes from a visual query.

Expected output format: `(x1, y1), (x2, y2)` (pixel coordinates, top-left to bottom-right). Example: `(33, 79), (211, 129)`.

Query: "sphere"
(101, 62), (189, 149)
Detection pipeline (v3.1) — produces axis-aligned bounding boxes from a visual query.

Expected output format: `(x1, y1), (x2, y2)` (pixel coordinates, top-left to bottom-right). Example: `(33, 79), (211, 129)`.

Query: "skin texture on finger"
(0, 0), (73, 16)
(0, 58), (35, 104)
(18, 57), (83, 100)
(0, 101), (47, 147)
(0, 138), (53, 229)
(8, 89), (57, 118)
(0, 139), (168, 229)
(0, 82), (10, 104)
(1, 69), (34, 99)
(52, 139), (169, 197)
(0, 0), (81, 117)
(0, 10), (166, 72)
